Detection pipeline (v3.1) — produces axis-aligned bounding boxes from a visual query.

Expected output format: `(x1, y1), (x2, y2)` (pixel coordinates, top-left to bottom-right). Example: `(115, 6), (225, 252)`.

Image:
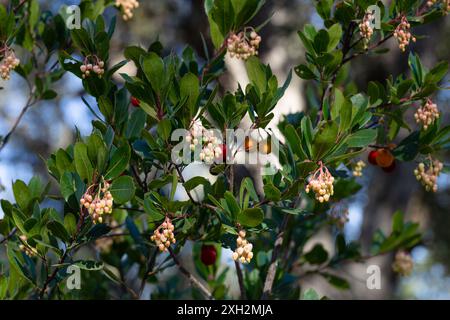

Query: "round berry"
(375, 149), (395, 168)
(382, 160), (396, 173)
(131, 97), (140, 107)
(368, 150), (378, 165)
(200, 245), (217, 266)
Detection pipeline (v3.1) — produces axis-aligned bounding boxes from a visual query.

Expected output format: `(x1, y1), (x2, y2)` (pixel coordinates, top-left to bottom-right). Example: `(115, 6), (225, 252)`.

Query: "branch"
(13, 0), (29, 13)
(168, 247), (214, 300)
(0, 92), (36, 154)
(261, 214), (292, 299)
(139, 249), (158, 298)
(0, 227), (17, 245)
(234, 261), (247, 300)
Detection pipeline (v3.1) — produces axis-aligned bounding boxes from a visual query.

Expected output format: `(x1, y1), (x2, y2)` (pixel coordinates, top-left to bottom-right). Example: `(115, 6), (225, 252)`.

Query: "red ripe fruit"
(368, 150), (378, 165)
(200, 245), (217, 266)
(131, 97), (140, 107)
(382, 160), (396, 173)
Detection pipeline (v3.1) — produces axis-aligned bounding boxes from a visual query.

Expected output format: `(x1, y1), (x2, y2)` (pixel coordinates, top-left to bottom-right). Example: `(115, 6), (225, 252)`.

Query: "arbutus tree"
(0, 0), (449, 300)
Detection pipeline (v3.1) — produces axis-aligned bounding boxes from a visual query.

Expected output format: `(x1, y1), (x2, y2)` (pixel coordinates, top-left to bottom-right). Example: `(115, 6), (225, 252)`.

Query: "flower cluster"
(414, 158), (443, 192)
(80, 181), (114, 224)
(306, 164), (335, 203)
(232, 230), (253, 264)
(394, 16), (416, 52)
(115, 0), (139, 21)
(80, 56), (105, 79)
(392, 251), (414, 276)
(0, 48), (20, 80)
(414, 99), (439, 130)
(19, 235), (38, 257)
(352, 160), (366, 177)
(186, 119), (223, 164)
(227, 29), (261, 60)
(359, 12), (374, 48)
(150, 217), (176, 252)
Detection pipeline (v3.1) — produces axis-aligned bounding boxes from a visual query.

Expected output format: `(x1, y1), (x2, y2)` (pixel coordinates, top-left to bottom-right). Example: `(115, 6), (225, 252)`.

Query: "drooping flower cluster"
(306, 164), (335, 203)
(352, 160), (366, 177)
(359, 12), (374, 48)
(19, 235), (38, 257)
(393, 16), (416, 52)
(150, 217), (176, 252)
(227, 29), (261, 60)
(80, 56), (105, 79)
(414, 99), (439, 130)
(0, 47), (20, 80)
(80, 181), (114, 224)
(115, 0), (139, 21)
(414, 158), (443, 192)
(186, 119), (223, 164)
(232, 230), (253, 264)
(392, 251), (414, 276)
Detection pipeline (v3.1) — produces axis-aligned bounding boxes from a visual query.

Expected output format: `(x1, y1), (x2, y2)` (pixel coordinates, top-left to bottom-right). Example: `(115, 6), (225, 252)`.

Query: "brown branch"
(0, 227), (17, 245)
(13, 0), (29, 13)
(261, 213), (292, 300)
(0, 92), (36, 154)
(168, 247), (213, 300)
(234, 261), (247, 300)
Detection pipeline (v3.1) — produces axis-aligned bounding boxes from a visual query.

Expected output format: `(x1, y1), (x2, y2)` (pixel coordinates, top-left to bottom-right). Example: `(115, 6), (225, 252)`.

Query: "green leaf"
(245, 56), (267, 94)
(346, 129), (377, 147)
(304, 244), (328, 264)
(263, 183), (282, 202)
(72, 260), (104, 271)
(13, 180), (31, 211)
(338, 98), (352, 133)
(156, 118), (172, 142)
(180, 72), (200, 117)
(74, 142), (94, 183)
(142, 52), (164, 95)
(104, 144), (131, 180)
(294, 64), (316, 80)
(237, 207), (264, 228)
(327, 23), (342, 51)
(47, 221), (70, 242)
(302, 288), (320, 300)
(126, 108), (147, 139)
(110, 176), (135, 205)
(321, 272), (350, 290)
(313, 30), (329, 54)
(64, 213), (77, 236)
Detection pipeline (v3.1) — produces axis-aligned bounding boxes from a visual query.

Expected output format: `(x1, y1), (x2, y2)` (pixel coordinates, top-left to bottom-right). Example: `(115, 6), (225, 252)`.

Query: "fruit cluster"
(393, 16), (416, 52)
(80, 56), (105, 79)
(227, 29), (261, 60)
(368, 148), (396, 172)
(414, 99), (440, 130)
(352, 160), (366, 177)
(305, 164), (335, 203)
(186, 119), (223, 164)
(19, 235), (38, 257)
(232, 230), (253, 264)
(150, 217), (176, 252)
(80, 181), (114, 224)
(115, 0), (140, 21)
(359, 12), (374, 48)
(0, 48), (20, 80)
(392, 251), (414, 276)
(414, 159), (443, 192)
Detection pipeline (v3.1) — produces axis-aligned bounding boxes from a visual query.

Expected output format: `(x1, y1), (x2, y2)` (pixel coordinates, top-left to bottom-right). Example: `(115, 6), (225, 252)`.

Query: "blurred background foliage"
(0, 0), (449, 299)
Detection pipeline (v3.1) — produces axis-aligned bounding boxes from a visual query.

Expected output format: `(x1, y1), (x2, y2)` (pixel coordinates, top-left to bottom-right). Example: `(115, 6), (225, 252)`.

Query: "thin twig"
(0, 227), (17, 245)
(0, 92), (36, 154)
(168, 247), (214, 300)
